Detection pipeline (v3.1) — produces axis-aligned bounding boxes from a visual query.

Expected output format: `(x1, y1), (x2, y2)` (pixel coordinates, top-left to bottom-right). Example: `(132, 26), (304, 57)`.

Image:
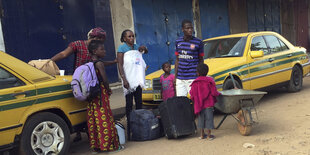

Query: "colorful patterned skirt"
(87, 85), (119, 151)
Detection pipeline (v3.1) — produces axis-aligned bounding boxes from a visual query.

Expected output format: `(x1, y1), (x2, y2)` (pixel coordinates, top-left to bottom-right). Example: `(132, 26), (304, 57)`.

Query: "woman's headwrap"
(87, 27), (106, 40)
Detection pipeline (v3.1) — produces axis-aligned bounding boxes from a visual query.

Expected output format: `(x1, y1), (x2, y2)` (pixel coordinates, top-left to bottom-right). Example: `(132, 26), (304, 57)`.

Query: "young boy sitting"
(190, 63), (221, 140)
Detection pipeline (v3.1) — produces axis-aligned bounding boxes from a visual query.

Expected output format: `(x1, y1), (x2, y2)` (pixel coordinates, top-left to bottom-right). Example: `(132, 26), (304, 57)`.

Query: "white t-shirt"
(122, 50), (146, 95)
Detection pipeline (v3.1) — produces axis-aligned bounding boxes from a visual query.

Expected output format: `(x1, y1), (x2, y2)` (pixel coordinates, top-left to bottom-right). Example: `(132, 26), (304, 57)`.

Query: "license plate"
(153, 93), (162, 101)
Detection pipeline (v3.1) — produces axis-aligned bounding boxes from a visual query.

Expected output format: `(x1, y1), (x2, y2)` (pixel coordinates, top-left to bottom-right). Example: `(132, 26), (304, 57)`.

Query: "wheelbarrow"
(214, 89), (267, 136)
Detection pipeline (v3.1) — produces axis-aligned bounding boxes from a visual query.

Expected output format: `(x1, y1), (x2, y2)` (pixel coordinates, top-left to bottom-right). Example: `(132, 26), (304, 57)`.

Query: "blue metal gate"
(199, 0), (230, 39)
(247, 0), (280, 33)
(1, 0), (66, 63)
(0, 0), (118, 82)
(132, 0), (192, 74)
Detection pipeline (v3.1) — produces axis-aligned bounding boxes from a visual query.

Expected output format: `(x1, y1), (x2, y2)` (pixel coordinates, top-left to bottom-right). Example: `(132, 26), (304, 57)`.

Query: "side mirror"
(250, 50), (264, 58)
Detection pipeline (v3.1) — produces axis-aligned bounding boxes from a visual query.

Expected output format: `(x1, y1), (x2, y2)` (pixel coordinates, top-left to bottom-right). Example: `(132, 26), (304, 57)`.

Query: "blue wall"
(0, 0), (118, 82)
(132, 0), (192, 74)
(199, 0), (230, 39)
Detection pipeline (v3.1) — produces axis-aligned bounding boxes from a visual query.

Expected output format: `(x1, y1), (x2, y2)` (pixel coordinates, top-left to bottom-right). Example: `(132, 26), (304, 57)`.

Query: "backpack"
(71, 61), (100, 101)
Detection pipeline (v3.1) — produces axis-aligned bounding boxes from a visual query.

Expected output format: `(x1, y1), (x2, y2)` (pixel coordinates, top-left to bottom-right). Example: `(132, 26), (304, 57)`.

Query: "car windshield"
(203, 37), (247, 58)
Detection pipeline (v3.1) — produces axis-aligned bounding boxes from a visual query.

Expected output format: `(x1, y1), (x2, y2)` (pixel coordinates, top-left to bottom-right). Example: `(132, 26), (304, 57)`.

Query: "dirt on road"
(69, 77), (310, 155)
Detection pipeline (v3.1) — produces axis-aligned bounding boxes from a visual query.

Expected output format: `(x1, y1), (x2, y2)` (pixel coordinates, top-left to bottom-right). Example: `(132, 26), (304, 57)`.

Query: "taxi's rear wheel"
(287, 65), (303, 92)
(19, 112), (70, 155)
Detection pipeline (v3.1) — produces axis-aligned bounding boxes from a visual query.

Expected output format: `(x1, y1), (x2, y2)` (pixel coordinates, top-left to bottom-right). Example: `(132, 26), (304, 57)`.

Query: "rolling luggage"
(130, 109), (161, 141)
(159, 97), (196, 139)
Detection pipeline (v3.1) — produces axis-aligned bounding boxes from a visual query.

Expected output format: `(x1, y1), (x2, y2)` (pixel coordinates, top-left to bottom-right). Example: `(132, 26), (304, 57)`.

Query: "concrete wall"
(109, 0), (134, 53)
(308, 0), (310, 49)
(192, 0), (202, 39)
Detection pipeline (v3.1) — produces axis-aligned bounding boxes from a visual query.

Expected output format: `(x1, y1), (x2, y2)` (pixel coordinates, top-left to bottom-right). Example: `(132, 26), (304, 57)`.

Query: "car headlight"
(144, 79), (152, 89)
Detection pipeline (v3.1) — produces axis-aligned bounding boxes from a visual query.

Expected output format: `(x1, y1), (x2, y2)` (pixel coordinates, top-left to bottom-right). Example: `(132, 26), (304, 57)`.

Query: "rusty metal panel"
(294, 0), (309, 49)
(228, 0), (248, 34)
(281, 0), (295, 45)
(247, 0), (280, 33)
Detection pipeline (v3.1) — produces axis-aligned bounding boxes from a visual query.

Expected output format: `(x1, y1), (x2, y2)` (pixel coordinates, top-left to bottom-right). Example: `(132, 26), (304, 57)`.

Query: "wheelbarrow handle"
(229, 73), (238, 89)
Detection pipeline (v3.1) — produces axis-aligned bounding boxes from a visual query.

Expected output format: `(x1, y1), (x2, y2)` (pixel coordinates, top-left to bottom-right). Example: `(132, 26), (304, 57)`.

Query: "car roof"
(0, 51), (54, 84)
(203, 31), (279, 42)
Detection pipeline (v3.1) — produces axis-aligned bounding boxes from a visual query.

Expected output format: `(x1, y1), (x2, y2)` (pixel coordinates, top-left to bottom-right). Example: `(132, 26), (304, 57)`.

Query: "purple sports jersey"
(175, 36), (204, 80)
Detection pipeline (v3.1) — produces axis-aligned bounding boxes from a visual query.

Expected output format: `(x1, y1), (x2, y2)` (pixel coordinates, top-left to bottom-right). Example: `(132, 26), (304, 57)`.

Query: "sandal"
(206, 135), (215, 141)
(198, 134), (207, 140)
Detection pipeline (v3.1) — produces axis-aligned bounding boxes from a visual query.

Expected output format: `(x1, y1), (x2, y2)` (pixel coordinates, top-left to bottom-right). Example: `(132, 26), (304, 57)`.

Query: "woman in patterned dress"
(51, 27), (116, 141)
(87, 39), (120, 152)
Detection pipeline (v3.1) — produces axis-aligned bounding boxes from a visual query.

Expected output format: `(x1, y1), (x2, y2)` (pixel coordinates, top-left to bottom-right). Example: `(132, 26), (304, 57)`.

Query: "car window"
(204, 37), (246, 58)
(251, 36), (269, 55)
(278, 38), (289, 51)
(264, 35), (283, 53)
(0, 67), (25, 89)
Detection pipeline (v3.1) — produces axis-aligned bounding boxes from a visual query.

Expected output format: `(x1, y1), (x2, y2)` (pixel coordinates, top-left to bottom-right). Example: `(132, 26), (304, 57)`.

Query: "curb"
(110, 82), (122, 90)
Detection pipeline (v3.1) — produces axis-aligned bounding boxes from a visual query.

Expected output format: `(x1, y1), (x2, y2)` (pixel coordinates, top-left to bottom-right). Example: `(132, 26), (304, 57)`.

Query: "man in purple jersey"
(174, 19), (204, 97)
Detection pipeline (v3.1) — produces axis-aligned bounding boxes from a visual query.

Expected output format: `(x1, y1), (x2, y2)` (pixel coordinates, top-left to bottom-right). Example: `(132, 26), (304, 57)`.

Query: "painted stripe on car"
(212, 53), (306, 82)
(0, 84), (71, 103)
(37, 84), (72, 95)
(0, 93), (73, 112)
(242, 67), (292, 82)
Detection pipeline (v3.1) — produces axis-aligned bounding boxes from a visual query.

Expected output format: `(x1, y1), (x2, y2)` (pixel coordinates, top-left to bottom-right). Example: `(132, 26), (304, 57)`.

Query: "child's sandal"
(198, 134), (207, 140)
(206, 135), (215, 141)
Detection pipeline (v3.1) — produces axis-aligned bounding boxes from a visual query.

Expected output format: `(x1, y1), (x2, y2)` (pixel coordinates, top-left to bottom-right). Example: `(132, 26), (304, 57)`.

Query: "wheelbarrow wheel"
(237, 110), (252, 136)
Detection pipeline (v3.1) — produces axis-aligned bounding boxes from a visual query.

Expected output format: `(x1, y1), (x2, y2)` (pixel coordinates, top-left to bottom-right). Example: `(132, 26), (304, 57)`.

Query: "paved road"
(68, 77), (310, 155)
(109, 86), (126, 120)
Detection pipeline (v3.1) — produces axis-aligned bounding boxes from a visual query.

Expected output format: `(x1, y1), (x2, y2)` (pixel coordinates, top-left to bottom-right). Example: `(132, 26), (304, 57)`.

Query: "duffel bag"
(130, 109), (161, 141)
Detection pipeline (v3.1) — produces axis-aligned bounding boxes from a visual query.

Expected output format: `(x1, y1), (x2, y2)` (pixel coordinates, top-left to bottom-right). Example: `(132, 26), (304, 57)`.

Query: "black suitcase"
(159, 97), (196, 139)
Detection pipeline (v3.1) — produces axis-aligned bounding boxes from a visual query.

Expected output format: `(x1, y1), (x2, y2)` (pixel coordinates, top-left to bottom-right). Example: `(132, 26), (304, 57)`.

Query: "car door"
(0, 66), (36, 146)
(248, 35), (278, 89)
(263, 35), (292, 83)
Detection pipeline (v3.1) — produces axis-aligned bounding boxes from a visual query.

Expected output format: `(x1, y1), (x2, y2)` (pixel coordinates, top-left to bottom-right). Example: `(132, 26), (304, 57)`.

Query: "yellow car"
(142, 31), (310, 105)
(0, 51), (87, 154)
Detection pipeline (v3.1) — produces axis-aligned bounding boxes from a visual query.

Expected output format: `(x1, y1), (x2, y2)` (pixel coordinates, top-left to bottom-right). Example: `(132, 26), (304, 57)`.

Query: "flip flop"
(110, 145), (125, 153)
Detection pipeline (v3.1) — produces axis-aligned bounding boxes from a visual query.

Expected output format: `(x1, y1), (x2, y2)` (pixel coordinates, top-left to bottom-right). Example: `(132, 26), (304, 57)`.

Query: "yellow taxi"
(0, 51), (87, 154)
(142, 31), (310, 105)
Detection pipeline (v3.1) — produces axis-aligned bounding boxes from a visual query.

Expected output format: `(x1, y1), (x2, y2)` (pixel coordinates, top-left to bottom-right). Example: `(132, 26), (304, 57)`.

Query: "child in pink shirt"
(190, 63), (221, 140)
(160, 62), (175, 101)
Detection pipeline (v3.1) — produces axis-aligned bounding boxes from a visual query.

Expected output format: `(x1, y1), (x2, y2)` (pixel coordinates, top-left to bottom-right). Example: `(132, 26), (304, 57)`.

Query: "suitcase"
(28, 59), (60, 76)
(130, 109), (161, 141)
(159, 97), (196, 139)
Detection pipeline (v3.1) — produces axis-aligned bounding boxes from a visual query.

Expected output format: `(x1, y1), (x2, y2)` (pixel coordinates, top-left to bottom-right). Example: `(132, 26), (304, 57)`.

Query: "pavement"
(109, 82), (127, 120)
